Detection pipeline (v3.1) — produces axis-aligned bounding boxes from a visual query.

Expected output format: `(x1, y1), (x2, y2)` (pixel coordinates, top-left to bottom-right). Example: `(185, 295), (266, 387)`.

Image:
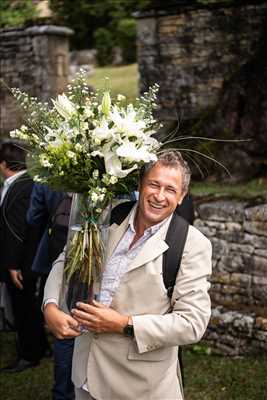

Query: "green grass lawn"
(1, 332), (267, 400)
(88, 63), (138, 105)
(191, 178), (267, 200)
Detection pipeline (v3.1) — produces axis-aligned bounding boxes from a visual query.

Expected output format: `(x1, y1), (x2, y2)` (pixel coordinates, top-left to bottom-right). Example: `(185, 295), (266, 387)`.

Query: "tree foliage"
(0, 0), (37, 28)
(94, 27), (114, 66)
(49, 0), (150, 50)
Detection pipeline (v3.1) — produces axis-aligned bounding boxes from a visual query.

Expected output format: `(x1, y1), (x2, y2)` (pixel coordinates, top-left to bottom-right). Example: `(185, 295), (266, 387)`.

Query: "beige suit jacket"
(44, 213), (212, 400)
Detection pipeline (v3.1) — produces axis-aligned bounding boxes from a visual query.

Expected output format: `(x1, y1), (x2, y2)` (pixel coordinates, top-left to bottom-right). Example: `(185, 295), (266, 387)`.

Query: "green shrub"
(94, 27), (114, 66)
(0, 0), (37, 28)
(116, 18), (137, 64)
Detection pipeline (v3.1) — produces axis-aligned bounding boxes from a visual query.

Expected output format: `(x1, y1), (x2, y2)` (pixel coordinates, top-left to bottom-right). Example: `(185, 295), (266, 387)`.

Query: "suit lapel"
(106, 209), (173, 274)
(106, 213), (131, 261)
(127, 219), (170, 273)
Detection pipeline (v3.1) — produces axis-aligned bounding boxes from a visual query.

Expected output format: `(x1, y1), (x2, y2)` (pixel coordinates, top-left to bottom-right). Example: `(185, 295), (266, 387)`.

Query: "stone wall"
(0, 25), (73, 135)
(136, 1), (267, 120)
(194, 199), (267, 355)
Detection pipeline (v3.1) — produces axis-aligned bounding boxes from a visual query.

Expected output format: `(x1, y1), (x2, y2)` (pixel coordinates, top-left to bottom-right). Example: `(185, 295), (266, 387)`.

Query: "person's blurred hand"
(44, 303), (81, 339)
(9, 269), (23, 290)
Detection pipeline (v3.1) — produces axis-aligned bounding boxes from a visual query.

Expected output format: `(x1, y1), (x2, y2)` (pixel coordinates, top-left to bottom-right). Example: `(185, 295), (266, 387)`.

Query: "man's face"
(137, 162), (185, 228)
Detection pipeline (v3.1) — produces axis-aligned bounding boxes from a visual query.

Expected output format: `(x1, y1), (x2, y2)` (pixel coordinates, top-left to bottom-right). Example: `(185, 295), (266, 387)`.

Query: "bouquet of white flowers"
(9, 70), (162, 307)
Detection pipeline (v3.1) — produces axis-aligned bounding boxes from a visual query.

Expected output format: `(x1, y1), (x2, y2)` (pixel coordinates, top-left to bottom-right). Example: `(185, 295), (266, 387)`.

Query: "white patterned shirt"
(98, 204), (171, 306)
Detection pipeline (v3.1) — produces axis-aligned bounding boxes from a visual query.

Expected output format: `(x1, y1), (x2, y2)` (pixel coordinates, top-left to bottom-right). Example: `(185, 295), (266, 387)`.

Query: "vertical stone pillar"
(0, 25), (73, 135)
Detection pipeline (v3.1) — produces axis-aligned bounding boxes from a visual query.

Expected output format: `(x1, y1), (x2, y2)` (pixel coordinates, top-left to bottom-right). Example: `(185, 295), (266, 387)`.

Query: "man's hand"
(71, 300), (129, 334)
(9, 269), (23, 290)
(44, 303), (81, 339)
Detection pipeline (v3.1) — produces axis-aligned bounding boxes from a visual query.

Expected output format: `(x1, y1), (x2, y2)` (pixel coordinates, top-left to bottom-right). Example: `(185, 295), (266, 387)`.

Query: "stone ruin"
(0, 25), (73, 135)
(135, 0), (267, 180)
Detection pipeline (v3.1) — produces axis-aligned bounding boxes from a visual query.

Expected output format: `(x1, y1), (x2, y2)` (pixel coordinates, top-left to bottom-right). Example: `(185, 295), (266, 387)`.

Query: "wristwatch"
(123, 323), (134, 337)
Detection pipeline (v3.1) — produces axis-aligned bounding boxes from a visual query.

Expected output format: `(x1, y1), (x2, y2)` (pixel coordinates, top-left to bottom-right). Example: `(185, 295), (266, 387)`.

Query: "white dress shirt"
(0, 170), (27, 205)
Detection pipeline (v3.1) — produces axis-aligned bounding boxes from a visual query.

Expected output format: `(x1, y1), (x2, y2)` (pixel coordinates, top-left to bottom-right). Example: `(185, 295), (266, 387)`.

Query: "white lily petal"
(91, 150), (104, 157)
(92, 121), (114, 141)
(52, 94), (75, 120)
(104, 151), (137, 178)
(116, 142), (158, 163)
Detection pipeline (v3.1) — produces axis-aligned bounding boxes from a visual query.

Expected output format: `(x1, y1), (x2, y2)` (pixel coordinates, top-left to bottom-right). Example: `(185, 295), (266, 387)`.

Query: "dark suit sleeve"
(2, 182), (33, 269)
(27, 184), (49, 227)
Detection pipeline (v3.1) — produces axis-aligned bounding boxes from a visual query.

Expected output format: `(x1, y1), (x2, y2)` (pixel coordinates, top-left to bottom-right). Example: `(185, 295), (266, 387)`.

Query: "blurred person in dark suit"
(0, 140), (48, 373)
(27, 184), (74, 400)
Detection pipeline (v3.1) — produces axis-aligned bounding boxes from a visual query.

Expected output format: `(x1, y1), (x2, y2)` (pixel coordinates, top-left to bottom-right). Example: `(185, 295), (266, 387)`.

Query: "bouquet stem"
(63, 193), (108, 310)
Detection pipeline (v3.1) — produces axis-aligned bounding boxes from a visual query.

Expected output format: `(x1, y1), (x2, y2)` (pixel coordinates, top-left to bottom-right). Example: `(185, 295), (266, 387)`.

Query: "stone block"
(233, 315), (254, 336)
(244, 221), (267, 237)
(194, 225), (215, 237)
(197, 201), (247, 222)
(211, 272), (230, 284)
(245, 204), (267, 222)
(217, 229), (246, 244)
(255, 317), (267, 331)
(205, 220), (226, 229)
(229, 243), (254, 254)
(137, 18), (156, 46)
(252, 276), (267, 286)
(230, 273), (252, 288)
(254, 249), (267, 257)
(217, 253), (251, 274)
(243, 233), (267, 248)
(254, 330), (267, 343)
(251, 256), (267, 276)
(210, 238), (229, 258)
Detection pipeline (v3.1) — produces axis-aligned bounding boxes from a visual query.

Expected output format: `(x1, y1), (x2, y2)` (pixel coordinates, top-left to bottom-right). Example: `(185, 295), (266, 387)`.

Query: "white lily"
(52, 93), (76, 120)
(116, 142), (158, 163)
(92, 120), (114, 142)
(103, 144), (137, 178)
(44, 126), (64, 147)
(110, 106), (146, 138)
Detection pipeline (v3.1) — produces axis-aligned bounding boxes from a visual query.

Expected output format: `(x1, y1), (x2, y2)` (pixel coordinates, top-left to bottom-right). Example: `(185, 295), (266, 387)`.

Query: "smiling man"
(43, 150), (212, 400)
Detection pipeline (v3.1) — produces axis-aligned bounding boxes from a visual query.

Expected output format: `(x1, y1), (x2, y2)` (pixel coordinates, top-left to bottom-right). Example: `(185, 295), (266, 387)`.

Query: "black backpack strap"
(110, 201), (136, 225)
(163, 213), (189, 390)
(175, 193), (194, 225)
(163, 214), (189, 298)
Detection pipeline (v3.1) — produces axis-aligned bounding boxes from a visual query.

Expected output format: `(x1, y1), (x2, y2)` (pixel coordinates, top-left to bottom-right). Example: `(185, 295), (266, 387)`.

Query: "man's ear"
(177, 192), (186, 206)
(0, 160), (7, 172)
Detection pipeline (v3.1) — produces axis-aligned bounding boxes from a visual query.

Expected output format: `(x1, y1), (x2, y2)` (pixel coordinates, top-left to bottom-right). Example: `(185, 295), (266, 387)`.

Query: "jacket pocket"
(127, 340), (170, 362)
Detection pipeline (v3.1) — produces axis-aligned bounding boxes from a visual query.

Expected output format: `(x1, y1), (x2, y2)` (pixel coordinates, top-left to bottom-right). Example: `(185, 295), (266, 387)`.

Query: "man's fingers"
(56, 326), (81, 339)
(14, 277), (23, 290)
(9, 270), (23, 289)
(71, 308), (97, 322)
(18, 271), (23, 280)
(66, 314), (80, 329)
(92, 300), (106, 309)
(75, 302), (95, 312)
(64, 327), (82, 337)
(75, 301), (106, 313)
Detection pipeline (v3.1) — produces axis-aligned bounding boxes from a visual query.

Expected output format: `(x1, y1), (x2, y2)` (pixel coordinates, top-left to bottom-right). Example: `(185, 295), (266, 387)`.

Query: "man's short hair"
(140, 150), (191, 195)
(0, 140), (27, 171)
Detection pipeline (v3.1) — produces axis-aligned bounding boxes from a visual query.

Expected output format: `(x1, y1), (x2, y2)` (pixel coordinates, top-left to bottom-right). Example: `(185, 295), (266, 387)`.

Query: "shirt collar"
(4, 170), (27, 187)
(128, 202), (173, 236)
